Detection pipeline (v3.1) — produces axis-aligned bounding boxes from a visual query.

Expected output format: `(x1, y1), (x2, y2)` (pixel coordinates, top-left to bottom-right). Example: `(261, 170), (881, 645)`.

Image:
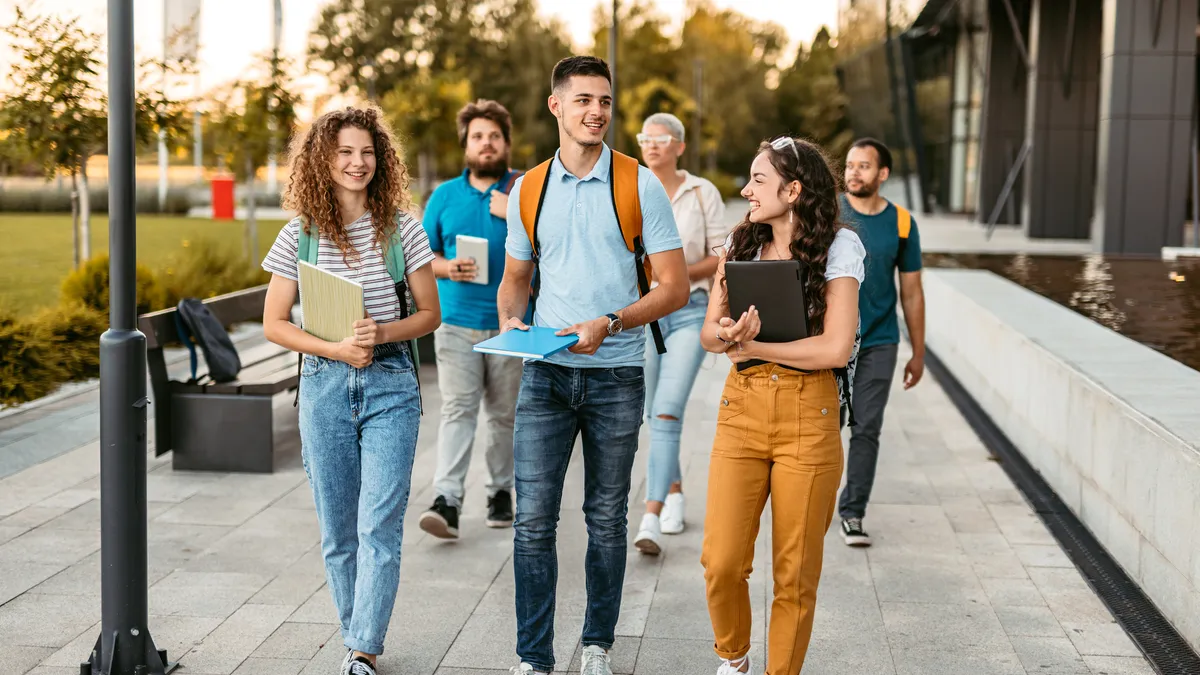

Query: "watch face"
(608, 315), (622, 336)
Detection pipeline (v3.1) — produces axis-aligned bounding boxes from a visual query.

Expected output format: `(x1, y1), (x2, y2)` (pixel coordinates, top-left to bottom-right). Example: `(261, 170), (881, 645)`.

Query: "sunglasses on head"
(770, 136), (800, 161)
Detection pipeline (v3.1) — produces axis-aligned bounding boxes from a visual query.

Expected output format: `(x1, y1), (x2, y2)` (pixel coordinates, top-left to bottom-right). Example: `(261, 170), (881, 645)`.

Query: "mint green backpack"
(294, 217), (423, 409)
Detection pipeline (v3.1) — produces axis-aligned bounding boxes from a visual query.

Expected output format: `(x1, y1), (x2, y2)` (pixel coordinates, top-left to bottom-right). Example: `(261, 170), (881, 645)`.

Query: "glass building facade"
(837, 0), (989, 215)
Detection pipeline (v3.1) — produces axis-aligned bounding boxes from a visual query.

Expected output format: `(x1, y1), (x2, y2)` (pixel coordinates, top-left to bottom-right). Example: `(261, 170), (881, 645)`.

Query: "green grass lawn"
(0, 214), (287, 316)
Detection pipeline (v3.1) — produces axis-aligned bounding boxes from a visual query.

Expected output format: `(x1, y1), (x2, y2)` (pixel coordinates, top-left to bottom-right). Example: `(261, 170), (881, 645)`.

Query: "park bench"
(139, 285), (297, 473)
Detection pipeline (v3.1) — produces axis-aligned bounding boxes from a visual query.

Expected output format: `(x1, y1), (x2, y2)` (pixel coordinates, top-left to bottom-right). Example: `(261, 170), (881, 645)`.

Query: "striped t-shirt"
(263, 211), (435, 324)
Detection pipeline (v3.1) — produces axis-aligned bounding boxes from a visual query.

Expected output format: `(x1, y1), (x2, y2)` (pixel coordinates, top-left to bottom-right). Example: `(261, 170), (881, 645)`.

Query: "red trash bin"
(211, 175), (235, 220)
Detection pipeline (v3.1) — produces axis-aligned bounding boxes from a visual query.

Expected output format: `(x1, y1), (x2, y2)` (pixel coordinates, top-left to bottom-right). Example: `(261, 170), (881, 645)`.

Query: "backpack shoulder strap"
(518, 159), (554, 258)
(895, 204), (912, 239)
(894, 203), (911, 261)
(384, 213), (408, 282)
(610, 150), (643, 253)
(501, 169), (525, 195)
(609, 149), (666, 354)
(297, 218), (319, 265)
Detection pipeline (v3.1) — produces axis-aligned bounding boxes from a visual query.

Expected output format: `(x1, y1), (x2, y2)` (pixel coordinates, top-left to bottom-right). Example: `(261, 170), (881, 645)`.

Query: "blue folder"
(473, 327), (579, 360)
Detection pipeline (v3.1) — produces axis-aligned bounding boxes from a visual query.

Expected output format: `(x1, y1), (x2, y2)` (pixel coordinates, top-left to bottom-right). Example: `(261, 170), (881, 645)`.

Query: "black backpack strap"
(392, 276), (423, 415)
(529, 167), (552, 323)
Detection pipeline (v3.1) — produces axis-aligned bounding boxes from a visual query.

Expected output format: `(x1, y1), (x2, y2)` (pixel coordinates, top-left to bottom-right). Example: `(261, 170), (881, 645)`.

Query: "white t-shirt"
(722, 227), (867, 285)
(263, 211), (435, 323)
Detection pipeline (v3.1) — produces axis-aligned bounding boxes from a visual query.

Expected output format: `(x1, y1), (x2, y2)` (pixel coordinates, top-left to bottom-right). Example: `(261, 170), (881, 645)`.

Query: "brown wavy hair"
(725, 138), (847, 334)
(282, 105), (413, 264)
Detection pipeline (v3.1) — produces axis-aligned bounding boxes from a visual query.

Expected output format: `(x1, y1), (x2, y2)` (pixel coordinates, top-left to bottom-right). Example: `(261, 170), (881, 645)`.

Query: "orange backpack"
(517, 150), (666, 354)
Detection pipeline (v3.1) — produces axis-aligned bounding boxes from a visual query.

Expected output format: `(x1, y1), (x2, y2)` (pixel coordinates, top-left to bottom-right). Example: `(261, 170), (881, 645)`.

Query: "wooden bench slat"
(203, 352), (299, 395)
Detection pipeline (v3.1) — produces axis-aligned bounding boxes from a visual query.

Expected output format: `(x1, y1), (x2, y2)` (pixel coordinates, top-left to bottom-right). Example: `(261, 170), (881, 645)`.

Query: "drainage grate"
(927, 349), (1200, 675)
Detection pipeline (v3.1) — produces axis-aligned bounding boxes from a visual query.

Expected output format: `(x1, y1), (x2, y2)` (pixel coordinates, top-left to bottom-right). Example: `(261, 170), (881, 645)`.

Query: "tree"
(1, 9), (106, 267)
(590, 0), (680, 154)
(310, 0), (570, 172)
(618, 78), (695, 146)
(679, 1), (789, 177)
(309, 0), (484, 100)
(0, 9), (192, 267)
(380, 69), (472, 198)
(208, 54), (299, 266)
(468, 0), (571, 168)
(777, 27), (854, 161)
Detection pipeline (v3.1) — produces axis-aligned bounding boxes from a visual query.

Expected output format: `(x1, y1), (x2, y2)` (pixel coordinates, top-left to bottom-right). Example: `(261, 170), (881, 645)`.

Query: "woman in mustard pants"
(699, 137), (865, 675)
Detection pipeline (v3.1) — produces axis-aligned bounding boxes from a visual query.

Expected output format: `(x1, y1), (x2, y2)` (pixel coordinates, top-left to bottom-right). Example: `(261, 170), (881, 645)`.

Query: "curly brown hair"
(282, 105), (413, 264)
(725, 138), (847, 335)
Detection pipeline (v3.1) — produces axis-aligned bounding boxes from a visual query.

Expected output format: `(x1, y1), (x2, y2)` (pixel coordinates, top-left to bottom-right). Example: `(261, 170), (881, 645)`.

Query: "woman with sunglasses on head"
(698, 136), (864, 675)
(631, 112), (730, 556)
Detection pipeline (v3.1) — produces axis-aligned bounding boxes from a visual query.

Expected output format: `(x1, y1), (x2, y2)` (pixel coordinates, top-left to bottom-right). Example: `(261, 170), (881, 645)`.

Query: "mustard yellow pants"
(701, 364), (844, 674)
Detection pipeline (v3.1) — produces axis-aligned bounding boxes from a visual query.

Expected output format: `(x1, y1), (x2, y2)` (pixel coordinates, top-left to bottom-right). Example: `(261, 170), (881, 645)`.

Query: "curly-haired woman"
(261, 105), (440, 675)
(698, 137), (865, 675)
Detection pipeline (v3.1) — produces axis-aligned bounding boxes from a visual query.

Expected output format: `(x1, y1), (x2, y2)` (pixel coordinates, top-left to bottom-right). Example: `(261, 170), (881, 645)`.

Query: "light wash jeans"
(643, 288), (710, 503)
(431, 323), (522, 508)
(299, 342), (420, 656)
(512, 361), (645, 672)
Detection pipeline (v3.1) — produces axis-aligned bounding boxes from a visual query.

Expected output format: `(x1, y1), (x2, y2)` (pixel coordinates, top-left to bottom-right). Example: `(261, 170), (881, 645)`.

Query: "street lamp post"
(82, 0), (171, 673)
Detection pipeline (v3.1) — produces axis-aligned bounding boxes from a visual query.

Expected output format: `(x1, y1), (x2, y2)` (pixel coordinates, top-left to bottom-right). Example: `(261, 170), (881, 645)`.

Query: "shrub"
(159, 237), (269, 308)
(27, 302), (108, 383)
(61, 255), (167, 317)
(0, 313), (67, 407)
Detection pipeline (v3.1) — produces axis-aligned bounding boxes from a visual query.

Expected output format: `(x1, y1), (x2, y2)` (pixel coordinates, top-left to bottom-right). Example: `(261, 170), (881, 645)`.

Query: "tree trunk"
(70, 172), (81, 269)
(79, 158), (92, 262)
(418, 146), (436, 202)
(245, 157), (259, 267)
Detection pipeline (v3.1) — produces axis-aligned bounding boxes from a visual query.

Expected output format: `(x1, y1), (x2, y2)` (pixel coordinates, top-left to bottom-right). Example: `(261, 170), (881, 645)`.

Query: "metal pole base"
(79, 636), (178, 674)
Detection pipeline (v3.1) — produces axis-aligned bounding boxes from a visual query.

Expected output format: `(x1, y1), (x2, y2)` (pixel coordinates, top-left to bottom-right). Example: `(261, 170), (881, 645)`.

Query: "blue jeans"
(299, 343), (421, 656)
(512, 361), (645, 672)
(643, 289), (710, 503)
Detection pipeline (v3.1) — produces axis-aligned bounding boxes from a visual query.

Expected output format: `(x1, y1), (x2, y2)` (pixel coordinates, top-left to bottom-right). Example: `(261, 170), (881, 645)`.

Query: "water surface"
(926, 253), (1200, 373)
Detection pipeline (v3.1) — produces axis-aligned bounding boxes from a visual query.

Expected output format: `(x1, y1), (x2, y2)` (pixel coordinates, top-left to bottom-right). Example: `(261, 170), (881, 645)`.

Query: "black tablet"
(724, 260), (809, 343)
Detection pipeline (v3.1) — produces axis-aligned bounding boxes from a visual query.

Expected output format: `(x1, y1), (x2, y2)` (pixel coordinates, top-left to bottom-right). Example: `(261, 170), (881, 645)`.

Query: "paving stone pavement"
(0, 341), (1154, 674)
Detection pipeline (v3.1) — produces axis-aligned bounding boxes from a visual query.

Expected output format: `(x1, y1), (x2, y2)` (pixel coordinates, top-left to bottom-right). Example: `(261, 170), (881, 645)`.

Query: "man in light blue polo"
(418, 100), (524, 541)
(496, 56), (689, 675)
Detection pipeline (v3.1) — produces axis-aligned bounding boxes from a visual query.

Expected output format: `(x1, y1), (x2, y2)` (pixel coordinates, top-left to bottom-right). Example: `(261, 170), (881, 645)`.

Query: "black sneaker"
(841, 518), (871, 547)
(486, 489), (514, 528)
(419, 495), (460, 539)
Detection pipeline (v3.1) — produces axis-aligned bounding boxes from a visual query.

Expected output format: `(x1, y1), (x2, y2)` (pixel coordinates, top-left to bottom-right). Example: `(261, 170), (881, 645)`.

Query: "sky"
(1, 0), (840, 95)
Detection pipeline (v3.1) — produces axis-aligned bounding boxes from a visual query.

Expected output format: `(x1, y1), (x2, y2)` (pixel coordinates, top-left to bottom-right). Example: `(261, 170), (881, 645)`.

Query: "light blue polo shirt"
(505, 144), (681, 368)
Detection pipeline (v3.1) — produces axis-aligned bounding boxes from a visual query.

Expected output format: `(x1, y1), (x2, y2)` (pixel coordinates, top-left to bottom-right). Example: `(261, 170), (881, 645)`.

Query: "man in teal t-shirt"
(417, 100), (526, 541)
(837, 138), (927, 548)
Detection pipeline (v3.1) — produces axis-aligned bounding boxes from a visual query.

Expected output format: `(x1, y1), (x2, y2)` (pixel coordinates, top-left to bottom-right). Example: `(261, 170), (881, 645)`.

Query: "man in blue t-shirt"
(498, 56), (688, 675)
(417, 100), (525, 541)
(837, 138), (927, 548)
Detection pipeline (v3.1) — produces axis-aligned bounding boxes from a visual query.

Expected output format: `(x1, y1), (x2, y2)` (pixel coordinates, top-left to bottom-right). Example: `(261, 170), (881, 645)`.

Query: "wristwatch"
(605, 312), (623, 337)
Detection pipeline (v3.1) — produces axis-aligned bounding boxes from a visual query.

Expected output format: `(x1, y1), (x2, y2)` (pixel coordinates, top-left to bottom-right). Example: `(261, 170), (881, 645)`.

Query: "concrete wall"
(925, 268), (1200, 649)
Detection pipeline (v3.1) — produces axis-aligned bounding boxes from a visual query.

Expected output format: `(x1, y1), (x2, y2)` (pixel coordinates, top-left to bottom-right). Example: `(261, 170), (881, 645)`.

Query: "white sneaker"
(717, 654), (751, 674)
(634, 513), (662, 555)
(660, 492), (686, 534)
(581, 645), (612, 675)
(340, 650), (354, 675)
(509, 664), (548, 675)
